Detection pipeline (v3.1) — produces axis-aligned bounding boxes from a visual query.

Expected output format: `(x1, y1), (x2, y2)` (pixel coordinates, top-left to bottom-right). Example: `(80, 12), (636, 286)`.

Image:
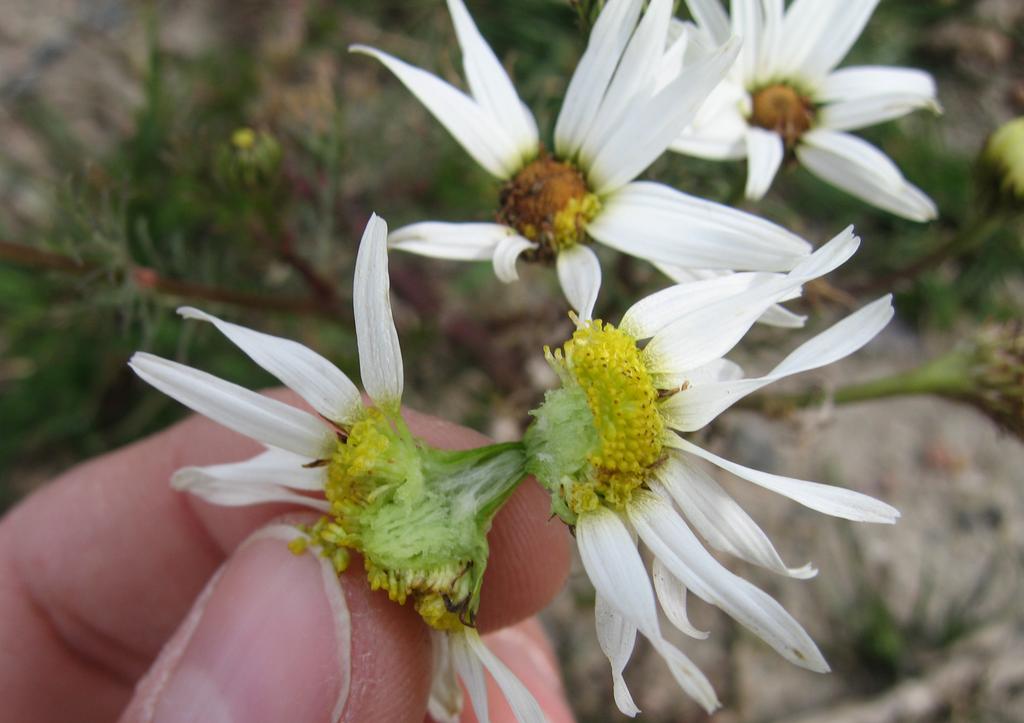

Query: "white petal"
(819, 65), (938, 106)
(680, 357), (745, 385)
(579, 509), (720, 713)
(655, 20), (691, 92)
(388, 222), (514, 261)
(588, 181), (810, 273)
(171, 454), (331, 512)
(492, 234), (538, 283)
(757, 303), (807, 328)
(651, 558), (709, 639)
(427, 632), (463, 723)
(670, 81), (750, 160)
(129, 353), (333, 459)
(818, 67), (940, 132)
(178, 307), (361, 426)
(586, 37), (741, 194)
(670, 123), (748, 160)
(775, 0), (840, 79)
(669, 436), (900, 524)
(821, 96), (938, 133)
(730, 0), (763, 81)
(351, 45), (523, 179)
(789, 0), (881, 79)
(620, 271), (780, 340)
(756, 0), (785, 82)
(650, 265), (805, 330)
(798, 129), (937, 221)
(577, 0), (674, 168)
(445, 0), (539, 154)
(652, 639), (720, 714)
(595, 595), (641, 717)
(556, 245), (602, 321)
(576, 507), (661, 639)
(173, 446), (326, 492)
(654, 455), (816, 578)
(641, 227), (859, 381)
(683, 0), (732, 44)
(628, 490), (830, 672)
(464, 629), (546, 723)
(354, 214), (404, 408)
(450, 632), (490, 723)
(660, 295), (894, 429)
(770, 294), (894, 377)
(554, 0), (644, 158)
(744, 127), (784, 200)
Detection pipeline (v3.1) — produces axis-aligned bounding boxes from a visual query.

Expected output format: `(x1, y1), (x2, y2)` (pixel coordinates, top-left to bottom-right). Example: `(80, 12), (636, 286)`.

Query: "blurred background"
(1, 1), (1023, 721)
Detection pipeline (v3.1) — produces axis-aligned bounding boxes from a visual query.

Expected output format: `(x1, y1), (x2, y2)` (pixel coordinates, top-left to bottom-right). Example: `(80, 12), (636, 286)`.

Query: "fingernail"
(149, 526), (351, 723)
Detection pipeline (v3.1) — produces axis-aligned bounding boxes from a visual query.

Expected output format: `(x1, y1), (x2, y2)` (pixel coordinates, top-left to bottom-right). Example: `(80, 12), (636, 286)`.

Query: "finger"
(0, 393), (570, 716)
(119, 523), (433, 723)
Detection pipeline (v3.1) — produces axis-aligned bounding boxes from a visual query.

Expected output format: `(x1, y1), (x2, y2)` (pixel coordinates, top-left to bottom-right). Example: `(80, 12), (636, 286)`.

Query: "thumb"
(119, 524), (433, 723)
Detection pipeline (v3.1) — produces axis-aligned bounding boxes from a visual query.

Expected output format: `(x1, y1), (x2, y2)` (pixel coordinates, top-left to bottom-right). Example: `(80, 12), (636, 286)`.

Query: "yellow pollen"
(749, 84), (815, 148)
(551, 319), (664, 512)
(325, 407), (392, 508)
(498, 156), (601, 261)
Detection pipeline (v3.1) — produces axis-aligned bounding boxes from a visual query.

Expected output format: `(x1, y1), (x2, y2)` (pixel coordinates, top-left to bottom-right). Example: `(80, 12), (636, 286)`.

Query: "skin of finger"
(0, 549), (128, 723)
(0, 391), (570, 720)
(119, 527), (432, 723)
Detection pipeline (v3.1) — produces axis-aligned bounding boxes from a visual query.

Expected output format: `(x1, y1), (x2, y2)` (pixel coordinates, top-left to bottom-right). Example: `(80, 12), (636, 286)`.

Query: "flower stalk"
(740, 323), (1024, 440)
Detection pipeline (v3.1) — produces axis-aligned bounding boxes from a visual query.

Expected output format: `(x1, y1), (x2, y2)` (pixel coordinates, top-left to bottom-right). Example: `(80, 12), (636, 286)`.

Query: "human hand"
(0, 395), (574, 722)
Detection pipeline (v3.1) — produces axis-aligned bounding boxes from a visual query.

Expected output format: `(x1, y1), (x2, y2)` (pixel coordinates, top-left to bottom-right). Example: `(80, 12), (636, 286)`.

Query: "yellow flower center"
(550, 319), (664, 513)
(749, 84), (815, 148)
(497, 156), (601, 261)
(231, 127), (257, 150)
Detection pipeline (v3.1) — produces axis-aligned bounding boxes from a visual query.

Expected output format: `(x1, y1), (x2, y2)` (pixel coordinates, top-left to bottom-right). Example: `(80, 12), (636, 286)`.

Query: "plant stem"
(738, 353), (974, 414)
(0, 239), (347, 320)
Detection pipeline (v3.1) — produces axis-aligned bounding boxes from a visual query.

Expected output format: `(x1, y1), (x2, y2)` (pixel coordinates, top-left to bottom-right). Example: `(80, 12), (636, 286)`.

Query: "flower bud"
(965, 321), (1024, 439)
(214, 127), (283, 189)
(977, 117), (1024, 214)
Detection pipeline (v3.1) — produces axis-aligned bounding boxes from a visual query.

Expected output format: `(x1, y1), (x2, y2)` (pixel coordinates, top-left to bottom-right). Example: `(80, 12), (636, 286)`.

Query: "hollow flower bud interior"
(299, 406), (527, 631)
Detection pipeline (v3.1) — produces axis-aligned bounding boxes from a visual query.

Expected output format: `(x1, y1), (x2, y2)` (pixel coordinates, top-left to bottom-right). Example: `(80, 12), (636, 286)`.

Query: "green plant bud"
(977, 117), (1024, 213)
(214, 127), (283, 189)
(966, 321), (1024, 439)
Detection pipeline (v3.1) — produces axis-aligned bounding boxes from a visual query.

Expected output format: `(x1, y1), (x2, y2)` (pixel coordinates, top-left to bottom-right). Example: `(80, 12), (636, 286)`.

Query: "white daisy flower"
(129, 214), (544, 723)
(671, 0), (940, 221)
(523, 226), (898, 714)
(352, 0), (818, 319)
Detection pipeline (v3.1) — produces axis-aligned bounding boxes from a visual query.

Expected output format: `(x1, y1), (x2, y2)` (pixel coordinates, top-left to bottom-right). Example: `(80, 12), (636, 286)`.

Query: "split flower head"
(524, 226), (899, 714)
(129, 214), (544, 723)
(353, 0), (817, 318)
(672, 0), (940, 221)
